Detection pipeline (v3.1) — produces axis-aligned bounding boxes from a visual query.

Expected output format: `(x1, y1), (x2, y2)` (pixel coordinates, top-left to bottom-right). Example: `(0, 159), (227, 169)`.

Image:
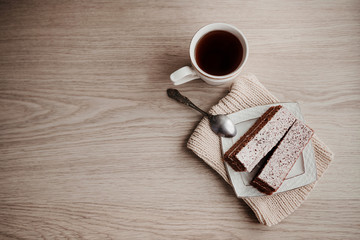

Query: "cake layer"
(224, 105), (296, 172)
(251, 119), (314, 195)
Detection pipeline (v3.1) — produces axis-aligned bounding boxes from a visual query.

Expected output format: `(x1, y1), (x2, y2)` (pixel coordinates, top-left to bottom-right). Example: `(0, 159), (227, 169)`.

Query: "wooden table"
(1, 1), (359, 239)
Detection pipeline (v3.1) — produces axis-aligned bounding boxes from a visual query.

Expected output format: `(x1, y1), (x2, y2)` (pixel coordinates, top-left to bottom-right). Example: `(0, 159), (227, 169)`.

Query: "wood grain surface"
(0, 0), (359, 239)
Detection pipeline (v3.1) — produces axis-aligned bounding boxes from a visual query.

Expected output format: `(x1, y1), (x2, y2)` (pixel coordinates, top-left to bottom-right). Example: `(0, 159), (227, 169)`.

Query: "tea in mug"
(195, 30), (243, 76)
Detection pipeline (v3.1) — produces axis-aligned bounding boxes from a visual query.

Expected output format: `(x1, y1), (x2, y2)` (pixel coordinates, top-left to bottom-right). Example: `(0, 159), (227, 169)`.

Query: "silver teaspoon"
(167, 89), (237, 138)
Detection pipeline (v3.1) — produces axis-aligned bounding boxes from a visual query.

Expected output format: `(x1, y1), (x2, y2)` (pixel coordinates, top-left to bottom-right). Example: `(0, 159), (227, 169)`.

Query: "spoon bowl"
(209, 114), (237, 138)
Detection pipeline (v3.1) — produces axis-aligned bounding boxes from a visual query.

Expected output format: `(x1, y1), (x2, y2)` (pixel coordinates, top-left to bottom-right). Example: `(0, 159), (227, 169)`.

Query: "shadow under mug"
(170, 23), (249, 86)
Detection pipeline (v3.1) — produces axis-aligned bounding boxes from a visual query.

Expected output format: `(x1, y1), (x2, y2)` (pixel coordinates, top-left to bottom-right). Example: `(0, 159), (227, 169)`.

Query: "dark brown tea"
(195, 30), (243, 76)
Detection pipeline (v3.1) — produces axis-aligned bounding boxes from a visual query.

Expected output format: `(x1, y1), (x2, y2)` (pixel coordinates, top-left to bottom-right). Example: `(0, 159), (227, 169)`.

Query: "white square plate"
(221, 103), (317, 197)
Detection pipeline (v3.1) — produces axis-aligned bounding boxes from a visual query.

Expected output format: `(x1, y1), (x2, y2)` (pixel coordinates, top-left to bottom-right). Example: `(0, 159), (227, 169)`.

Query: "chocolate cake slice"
(224, 105), (296, 172)
(251, 119), (314, 195)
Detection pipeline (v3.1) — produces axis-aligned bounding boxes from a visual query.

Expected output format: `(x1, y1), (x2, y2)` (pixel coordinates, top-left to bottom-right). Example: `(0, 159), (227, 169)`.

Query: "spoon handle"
(167, 89), (210, 117)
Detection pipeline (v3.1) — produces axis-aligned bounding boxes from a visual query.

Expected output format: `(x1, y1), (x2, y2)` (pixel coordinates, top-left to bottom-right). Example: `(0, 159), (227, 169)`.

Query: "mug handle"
(170, 66), (199, 85)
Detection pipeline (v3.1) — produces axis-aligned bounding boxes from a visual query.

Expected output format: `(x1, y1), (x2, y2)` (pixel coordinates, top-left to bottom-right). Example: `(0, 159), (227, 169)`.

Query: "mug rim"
(189, 23), (249, 81)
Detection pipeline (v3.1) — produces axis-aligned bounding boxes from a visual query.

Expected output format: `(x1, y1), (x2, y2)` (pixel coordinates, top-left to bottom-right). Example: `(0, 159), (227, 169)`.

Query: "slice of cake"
(251, 119), (314, 195)
(224, 105), (296, 172)
(223, 106), (280, 171)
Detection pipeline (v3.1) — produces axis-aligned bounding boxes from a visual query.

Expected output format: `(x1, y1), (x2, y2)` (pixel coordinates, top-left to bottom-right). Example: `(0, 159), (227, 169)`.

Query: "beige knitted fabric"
(187, 73), (334, 226)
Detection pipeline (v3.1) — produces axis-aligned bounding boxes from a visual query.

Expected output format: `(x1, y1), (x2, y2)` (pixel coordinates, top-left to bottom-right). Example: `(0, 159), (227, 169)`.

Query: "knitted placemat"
(187, 73), (334, 226)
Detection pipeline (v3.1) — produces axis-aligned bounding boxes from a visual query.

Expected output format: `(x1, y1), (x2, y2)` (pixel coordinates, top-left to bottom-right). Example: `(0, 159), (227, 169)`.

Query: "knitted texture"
(187, 73), (334, 226)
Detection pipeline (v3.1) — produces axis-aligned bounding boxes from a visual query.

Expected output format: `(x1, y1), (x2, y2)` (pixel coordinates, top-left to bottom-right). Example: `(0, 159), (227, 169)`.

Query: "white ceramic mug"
(170, 23), (248, 86)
